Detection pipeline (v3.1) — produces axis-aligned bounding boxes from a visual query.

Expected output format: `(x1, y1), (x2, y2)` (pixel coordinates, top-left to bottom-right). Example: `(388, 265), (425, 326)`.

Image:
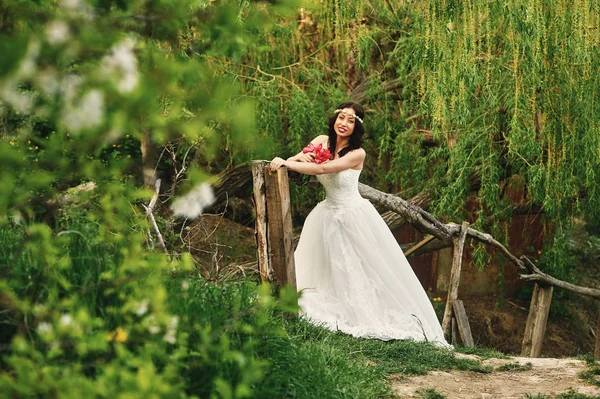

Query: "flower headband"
(334, 109), (363, 124)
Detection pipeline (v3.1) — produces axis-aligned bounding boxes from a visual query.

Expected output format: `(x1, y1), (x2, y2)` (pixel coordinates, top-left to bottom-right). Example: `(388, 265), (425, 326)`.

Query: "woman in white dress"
(270, 102), (450, 348)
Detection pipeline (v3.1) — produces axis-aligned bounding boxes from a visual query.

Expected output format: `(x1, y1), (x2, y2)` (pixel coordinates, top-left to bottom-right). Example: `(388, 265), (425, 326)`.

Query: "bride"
(270, 102), (450, 348)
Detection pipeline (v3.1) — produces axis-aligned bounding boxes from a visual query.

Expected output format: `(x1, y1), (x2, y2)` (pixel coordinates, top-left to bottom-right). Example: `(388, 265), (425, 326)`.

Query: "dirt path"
(391, 355), (600, 398)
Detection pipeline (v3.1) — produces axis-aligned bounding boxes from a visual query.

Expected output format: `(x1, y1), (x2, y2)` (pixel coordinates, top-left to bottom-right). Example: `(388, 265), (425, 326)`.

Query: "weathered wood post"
(251, 161), (297, 291)
(252, 161), (271, 282)
(521, 282), (553, 357)
(452, 300), (474, 346)
(441, 221), (473, 346)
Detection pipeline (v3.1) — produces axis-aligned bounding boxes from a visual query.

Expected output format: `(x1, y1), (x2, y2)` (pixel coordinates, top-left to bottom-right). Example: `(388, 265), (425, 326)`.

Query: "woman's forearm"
(284, 160), (325, 175)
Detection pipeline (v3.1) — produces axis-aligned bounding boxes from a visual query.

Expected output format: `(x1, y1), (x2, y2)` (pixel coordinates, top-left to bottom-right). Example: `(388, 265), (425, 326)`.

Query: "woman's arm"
(286, 135), (328, 162)
(270, 148), (365, 175)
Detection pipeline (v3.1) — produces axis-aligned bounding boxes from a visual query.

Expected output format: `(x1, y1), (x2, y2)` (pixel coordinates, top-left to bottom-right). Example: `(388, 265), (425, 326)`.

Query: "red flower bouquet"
(302, 143), (331, 164)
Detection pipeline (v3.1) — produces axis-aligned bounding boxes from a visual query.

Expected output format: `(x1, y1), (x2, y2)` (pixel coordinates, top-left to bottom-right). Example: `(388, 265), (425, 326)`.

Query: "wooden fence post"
(442, 221), (469, 340)
(252, 161), (272, 282)
(252, 161), (297, 290)
(521, 283), (553, 357)
(451, 318), (460, 346)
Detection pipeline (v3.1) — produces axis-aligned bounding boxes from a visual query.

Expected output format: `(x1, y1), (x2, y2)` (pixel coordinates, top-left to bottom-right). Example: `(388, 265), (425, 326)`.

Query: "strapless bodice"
(316, 168), (365, 208)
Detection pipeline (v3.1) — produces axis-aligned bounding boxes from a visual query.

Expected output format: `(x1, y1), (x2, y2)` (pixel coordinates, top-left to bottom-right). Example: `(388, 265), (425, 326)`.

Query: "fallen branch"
(358, 183), (453, 238)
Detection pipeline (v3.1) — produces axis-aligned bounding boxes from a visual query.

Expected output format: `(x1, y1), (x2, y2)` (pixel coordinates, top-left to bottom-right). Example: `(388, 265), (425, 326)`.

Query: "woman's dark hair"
(327, 101), (365, 158)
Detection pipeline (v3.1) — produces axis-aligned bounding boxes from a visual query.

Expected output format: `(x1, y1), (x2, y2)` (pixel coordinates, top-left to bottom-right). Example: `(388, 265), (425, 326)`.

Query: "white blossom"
(181, 280), (190, 291)
(61, 89), (105, 133)
(60, 0), (82, 10)
(62, 74), (83, 103)
(147, 315), (160, 334)
(0, 81), (33, 113)
(170, 183), (215, 220)
(163, 316), (179, 344)
(163, 330), (176, 344)
(45, 20), (71, 46)
(79, 90), (104, 125)
(101, 37), (139, 93)
(148, 325), (160, 334)
(0, 41), (39, 113)
(59, 314), (73, 327)
(37, 322), (53, 335)
(135, 300), (149, 316)
(37, 69), (60, 95)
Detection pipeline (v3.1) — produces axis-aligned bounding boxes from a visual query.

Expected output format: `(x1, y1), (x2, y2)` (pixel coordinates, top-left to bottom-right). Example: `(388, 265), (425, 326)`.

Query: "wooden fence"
(251, 161), (600, 357)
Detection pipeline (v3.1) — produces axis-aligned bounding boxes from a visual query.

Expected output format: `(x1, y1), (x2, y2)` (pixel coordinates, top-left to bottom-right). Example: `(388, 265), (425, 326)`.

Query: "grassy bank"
(3, 219), (600, 399)
(0, 218), (482, 398)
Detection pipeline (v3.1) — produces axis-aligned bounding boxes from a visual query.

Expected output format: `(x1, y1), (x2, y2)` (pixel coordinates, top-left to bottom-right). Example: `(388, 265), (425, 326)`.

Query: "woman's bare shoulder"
(351, 147), (366, 158)
(310, 135), (329, 145)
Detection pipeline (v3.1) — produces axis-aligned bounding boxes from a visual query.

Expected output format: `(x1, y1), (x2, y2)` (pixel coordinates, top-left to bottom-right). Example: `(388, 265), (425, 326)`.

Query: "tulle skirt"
(295, 197), (450, 348)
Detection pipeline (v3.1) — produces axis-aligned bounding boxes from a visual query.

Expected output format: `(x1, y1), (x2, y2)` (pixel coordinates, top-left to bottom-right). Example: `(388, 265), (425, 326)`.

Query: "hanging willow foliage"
(219, 0), (600, 275)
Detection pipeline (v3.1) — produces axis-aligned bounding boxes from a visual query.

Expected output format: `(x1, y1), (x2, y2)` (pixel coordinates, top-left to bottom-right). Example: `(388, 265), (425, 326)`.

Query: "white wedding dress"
(295, 168), (450, 348)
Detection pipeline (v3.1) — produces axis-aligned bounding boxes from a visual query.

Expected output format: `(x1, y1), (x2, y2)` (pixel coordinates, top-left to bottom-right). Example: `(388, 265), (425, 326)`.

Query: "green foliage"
(0, 217), (301, 398)
(231, 0), (600, 273)
(5, 211), (421, 397)
(0, 0), (312, 397)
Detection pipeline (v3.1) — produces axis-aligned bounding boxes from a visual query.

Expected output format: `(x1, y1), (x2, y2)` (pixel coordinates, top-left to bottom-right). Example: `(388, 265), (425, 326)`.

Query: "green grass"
(527, 391), (600, 399)
(5, 220), (600, 399)
(495, 362), (533, 372)
(164, 277), (394, 398)
(580, 363), (600, 388)
(161, 272), (494, 398)
(454, 345), (508, 359)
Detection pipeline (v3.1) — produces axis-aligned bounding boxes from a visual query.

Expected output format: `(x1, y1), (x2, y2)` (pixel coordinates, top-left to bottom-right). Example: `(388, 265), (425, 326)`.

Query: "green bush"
(0, 217), (300, 398)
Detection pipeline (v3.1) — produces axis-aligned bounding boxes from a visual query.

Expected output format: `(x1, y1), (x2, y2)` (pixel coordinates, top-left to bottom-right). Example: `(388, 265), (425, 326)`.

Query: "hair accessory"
(334, 109), (363, 124)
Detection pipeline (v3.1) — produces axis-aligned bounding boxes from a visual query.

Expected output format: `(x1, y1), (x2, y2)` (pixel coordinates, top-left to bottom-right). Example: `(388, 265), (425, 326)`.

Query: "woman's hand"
(287, 152), (316, 163)
(270, 157), (286, 171)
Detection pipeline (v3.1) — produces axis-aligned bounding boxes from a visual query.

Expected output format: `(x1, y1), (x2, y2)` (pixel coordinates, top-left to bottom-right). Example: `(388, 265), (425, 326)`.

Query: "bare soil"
(458, 295), (597, 358)
(392, 355), (600, 399)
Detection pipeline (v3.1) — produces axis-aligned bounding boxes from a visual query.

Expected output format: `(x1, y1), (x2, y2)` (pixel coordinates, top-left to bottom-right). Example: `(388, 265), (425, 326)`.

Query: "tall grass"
(4, 218), (600, 398)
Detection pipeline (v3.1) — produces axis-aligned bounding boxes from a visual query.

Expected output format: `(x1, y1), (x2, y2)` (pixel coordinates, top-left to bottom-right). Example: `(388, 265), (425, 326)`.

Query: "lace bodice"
(316, 168), (365, 208)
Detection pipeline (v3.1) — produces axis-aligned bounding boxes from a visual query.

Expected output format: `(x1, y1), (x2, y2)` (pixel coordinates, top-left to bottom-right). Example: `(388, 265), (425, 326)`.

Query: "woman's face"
(333, 107), (357, 138)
